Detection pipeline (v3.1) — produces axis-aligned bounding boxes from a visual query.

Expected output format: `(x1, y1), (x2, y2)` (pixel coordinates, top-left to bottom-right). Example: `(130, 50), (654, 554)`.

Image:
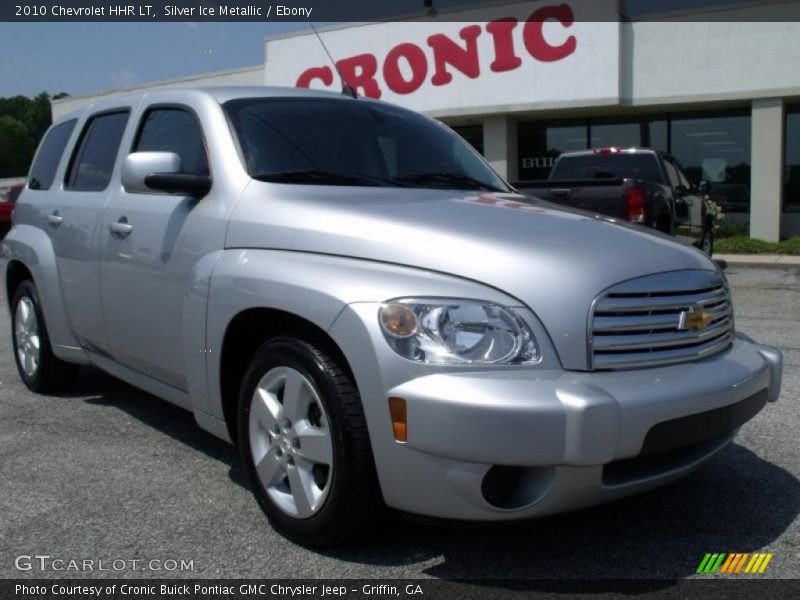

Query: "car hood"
(227, 184), (718, 369)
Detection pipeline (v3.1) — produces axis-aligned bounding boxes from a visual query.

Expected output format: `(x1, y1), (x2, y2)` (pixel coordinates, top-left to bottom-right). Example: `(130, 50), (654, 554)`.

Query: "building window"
(517, 119), (587, 180)
(590, 117), (668, 152)
(670, 111), (751, 213)
(785, 105), (800, 213)
(517, 111), (751, 212)
(451, 125), (483, 155)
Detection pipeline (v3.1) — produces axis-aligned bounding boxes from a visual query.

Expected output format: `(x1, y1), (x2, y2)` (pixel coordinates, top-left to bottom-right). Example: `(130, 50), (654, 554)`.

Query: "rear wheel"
(11, 280), (79, 392)
(238, 336), (382, 546)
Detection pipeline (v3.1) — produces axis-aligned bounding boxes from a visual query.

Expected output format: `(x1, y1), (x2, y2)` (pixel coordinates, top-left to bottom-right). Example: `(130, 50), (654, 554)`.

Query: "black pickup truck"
(513, 148), (714, 255)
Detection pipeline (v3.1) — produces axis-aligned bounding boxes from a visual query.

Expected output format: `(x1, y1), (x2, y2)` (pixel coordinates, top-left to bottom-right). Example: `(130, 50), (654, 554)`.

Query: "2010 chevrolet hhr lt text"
(3, 87), (783, 546)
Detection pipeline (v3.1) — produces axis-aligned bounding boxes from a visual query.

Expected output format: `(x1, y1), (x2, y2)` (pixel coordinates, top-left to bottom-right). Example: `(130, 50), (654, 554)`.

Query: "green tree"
(0, 91), (65, 177)
(25, 92), (52, 142)
(0, 116), (33, 177)
(0, 95), (32, 124)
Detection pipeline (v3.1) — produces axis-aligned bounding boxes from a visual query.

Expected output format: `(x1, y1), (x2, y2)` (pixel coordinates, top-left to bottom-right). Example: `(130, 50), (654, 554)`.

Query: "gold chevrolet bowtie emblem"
(680, 306), (714, 331)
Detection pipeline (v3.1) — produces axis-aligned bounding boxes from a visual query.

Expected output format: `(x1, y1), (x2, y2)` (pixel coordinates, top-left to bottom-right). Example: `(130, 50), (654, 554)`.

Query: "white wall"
(627, 5), (800, 106)
(264, 0), (621, 118)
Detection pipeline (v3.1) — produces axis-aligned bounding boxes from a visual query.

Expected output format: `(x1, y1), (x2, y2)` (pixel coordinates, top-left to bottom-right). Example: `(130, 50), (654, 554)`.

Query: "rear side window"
(551, 154), (663, 183)
(134, 108), (209, 175)
(28, 119), (77, 190)
(66, 111), (130, 191)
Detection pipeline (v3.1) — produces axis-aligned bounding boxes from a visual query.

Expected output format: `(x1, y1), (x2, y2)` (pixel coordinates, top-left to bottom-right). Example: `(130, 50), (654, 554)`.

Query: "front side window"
(223, 97), (508, 192)
(663, 158), (682, 188)
(28, 119), (77, 190)
(66, 111), (130, 191)
(134, 108), (208, 175)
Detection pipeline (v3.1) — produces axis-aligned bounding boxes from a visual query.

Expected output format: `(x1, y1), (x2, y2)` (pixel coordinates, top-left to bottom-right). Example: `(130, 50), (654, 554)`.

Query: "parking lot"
(0, 264), (797, 580)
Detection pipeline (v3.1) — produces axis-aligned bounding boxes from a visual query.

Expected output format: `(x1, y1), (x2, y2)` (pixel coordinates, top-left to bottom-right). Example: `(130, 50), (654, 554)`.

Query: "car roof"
(558, 148), (661, 157)
(55, 85), (368, 123)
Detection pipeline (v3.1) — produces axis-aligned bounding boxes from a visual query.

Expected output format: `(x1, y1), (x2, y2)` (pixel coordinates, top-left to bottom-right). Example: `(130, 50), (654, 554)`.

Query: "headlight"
(379, 298), (540, 365)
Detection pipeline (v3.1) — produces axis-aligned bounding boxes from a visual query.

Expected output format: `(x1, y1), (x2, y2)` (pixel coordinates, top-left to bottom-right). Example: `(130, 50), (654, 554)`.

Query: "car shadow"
(70, 366), (798, 585)
(73, 366), (249, 488)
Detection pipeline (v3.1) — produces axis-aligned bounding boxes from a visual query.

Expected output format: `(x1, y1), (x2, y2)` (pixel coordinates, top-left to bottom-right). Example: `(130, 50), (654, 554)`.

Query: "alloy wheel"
(248, 366), (333, 518)
(14, 296), (41, 378)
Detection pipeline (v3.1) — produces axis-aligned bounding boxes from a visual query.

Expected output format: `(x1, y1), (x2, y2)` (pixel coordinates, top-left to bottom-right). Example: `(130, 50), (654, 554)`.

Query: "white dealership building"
(53, 0), (800, 240)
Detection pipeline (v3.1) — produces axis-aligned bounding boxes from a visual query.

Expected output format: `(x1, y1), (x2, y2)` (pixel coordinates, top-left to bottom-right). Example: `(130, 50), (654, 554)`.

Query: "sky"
(0, 0), (753, 99)
(0, 22), (308, 98)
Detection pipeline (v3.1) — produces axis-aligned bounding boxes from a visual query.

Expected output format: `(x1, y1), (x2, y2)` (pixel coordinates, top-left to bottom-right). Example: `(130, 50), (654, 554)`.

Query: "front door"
(98, 106), (218, 390)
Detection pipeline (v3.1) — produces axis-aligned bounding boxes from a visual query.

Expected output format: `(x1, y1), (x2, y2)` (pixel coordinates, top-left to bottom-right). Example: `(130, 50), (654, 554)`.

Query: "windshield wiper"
(394, 171), (506, 192)
(253, 170), (402, 187)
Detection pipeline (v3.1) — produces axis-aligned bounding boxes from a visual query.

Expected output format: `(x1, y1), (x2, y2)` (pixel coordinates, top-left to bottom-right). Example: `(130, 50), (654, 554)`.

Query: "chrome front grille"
(589, 271), (734, 370)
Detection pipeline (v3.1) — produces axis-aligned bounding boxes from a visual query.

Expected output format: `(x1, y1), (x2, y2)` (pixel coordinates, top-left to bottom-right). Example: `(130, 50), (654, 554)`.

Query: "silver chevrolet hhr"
(3, 87), (783, 546)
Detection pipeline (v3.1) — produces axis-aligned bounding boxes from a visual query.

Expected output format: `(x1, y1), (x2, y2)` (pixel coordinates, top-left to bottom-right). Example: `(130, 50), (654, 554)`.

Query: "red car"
(0, 183), (22, 238)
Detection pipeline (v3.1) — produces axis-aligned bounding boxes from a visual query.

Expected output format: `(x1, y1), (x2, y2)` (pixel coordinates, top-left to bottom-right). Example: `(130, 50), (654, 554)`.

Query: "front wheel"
(699, 227), (714, 256)
(11, 280), (79, 392)
(238, 336), (382, 546)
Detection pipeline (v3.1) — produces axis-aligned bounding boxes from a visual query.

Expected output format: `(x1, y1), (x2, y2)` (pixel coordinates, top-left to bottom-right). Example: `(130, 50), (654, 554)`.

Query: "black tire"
(11, 279), (79, 393)
(237, 335), (382, 546)
(699, 227), (714, 256)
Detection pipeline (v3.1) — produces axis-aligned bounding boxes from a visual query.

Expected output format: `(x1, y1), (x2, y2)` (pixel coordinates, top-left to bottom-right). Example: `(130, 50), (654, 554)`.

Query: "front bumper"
(331, 303), (783, 520)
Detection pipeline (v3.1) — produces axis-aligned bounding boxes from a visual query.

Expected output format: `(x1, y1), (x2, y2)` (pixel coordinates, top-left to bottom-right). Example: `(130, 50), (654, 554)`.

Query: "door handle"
(109, 217), (133, 237)
(47, 211), (63, 227)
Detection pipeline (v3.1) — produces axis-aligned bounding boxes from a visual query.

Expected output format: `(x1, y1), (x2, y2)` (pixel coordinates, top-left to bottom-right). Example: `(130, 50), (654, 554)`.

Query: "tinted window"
(28, 119), (76, 190)
(134, 108), (208, 175)
(551, 154), (663, 183)
(671, 158), (693, 188)
(67, 111), (129, 191)
(223, 98), (508, 192)
(670, 111), (750, 212)
(784, 105), (800, 213)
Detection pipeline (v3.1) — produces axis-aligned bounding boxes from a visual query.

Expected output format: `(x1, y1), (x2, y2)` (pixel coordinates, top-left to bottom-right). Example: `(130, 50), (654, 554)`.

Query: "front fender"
(2, 224), (83, 357)
(202, 249), (522, 421)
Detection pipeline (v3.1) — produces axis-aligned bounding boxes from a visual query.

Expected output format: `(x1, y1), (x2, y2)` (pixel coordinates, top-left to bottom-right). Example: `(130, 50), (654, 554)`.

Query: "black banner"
(3, 579), (800, 600)
(2, 0), (800, 22)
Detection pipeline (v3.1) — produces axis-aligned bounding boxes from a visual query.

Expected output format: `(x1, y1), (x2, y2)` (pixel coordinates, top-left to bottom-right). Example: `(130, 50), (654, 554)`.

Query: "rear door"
(51, 111), (130, 352)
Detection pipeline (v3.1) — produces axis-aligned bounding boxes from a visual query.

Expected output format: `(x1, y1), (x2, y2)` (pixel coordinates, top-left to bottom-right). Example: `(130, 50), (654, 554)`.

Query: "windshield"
(223, 97), (509, 192)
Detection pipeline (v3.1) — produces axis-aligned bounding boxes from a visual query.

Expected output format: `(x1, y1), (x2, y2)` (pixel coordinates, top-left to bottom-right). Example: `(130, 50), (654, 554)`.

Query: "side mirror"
(698, 180), (712, 195)
(121, 151), (211, 198)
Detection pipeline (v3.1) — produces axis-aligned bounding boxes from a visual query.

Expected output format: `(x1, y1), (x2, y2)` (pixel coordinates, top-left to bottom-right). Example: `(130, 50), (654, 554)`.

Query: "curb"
(714, 254), (800, 269)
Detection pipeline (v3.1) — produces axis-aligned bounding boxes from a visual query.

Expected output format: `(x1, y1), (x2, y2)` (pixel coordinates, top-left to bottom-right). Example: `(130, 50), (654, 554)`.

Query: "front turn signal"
(388, 397), (407, 442)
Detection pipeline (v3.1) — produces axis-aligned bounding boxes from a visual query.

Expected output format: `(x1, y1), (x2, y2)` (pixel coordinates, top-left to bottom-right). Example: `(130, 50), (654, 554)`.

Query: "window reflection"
(451, 125), (484, 155)
(516, 111), (751, 213)
(671, 112), (751, 213)
(591, 119), (668, 152)
(785, 106), (800, 213)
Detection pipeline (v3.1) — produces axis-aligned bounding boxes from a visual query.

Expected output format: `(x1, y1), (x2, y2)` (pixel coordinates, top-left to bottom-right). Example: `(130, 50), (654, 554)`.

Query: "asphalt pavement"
(0, 265), (797, 581)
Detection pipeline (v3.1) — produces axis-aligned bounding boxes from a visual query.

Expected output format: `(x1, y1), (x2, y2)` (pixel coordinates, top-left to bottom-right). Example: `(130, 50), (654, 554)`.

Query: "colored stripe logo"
(696, 552), (773, 574)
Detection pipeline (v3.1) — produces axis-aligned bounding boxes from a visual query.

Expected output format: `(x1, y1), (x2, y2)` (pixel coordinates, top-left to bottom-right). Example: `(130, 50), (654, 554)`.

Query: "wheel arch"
(218, 307), (355, 444)
(5, 259), (33, 308)
(2, 225), (80, 350)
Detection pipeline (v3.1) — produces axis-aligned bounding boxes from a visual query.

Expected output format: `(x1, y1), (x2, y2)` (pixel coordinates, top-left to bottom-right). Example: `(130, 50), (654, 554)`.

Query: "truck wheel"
(700, 228), (714, 256)
(11, 280), (79, 393)
(238, 336), (382, 546)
